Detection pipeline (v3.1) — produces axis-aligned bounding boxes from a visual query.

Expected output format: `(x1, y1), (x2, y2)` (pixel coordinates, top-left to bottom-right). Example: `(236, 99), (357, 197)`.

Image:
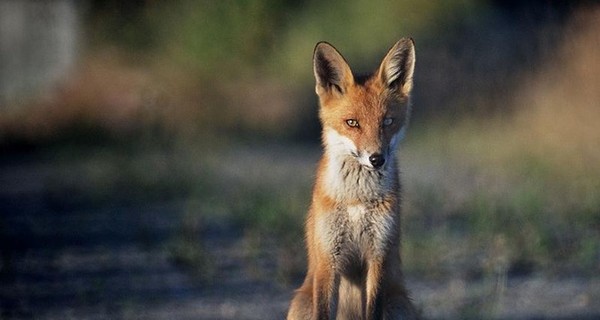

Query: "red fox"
(287, 39), (418, 320)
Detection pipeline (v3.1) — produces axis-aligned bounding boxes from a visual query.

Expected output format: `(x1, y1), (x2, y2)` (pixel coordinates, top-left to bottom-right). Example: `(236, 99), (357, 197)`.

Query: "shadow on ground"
(0, 145), (598, 319)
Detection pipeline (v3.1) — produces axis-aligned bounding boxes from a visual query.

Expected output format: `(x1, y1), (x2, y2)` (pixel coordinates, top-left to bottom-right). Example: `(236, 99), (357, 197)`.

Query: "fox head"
(314, 39), (415, 170)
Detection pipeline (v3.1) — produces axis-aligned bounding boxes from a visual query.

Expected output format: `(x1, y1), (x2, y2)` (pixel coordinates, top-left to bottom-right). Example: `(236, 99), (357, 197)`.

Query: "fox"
(286, 38), (418, 320)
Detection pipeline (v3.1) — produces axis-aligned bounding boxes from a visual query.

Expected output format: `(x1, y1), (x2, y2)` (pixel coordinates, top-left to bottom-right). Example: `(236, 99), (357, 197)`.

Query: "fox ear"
(378, 38), (415, 96)
(313, 42), (354, 96)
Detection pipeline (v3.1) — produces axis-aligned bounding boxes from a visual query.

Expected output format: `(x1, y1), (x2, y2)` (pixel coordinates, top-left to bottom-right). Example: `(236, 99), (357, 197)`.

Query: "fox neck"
(321, 131), (399, 203)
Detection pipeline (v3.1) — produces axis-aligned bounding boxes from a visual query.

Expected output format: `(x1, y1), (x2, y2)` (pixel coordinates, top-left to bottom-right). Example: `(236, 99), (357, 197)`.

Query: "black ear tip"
(396, 37), (415, 49)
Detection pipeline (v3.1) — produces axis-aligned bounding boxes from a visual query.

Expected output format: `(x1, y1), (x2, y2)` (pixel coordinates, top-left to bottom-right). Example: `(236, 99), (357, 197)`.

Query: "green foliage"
(156, 0), (286, 74)
(87, 1), (480, 77)
(269, 0), (482, 80)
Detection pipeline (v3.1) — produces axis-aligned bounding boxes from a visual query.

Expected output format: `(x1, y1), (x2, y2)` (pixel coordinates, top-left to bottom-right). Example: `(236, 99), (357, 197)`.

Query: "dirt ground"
(1, 148), (599, 320)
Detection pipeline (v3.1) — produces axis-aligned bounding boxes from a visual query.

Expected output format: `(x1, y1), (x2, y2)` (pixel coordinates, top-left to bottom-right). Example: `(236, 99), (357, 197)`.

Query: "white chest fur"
(346, 204), (365, 223)
(315, 200), (397, 275)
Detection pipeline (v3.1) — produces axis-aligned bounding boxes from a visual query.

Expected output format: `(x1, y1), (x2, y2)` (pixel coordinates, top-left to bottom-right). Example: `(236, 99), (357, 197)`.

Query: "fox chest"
(316, 202), (397, 273)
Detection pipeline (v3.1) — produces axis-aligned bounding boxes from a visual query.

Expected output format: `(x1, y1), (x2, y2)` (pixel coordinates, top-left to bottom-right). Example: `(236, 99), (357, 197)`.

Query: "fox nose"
(369, 153), (385, 168)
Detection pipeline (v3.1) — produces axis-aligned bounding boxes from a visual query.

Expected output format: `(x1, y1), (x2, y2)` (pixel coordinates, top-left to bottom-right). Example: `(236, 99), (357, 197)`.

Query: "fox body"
(287, 39), (417, 320)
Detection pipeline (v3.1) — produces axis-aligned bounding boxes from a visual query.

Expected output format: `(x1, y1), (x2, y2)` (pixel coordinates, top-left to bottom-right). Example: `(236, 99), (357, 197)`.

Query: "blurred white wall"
(0, 0), (80, 105)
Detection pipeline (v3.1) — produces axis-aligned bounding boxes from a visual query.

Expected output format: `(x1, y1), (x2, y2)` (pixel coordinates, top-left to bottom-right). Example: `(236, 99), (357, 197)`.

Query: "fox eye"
(346, 119), (359, 128)
(383, 118), (394, 126)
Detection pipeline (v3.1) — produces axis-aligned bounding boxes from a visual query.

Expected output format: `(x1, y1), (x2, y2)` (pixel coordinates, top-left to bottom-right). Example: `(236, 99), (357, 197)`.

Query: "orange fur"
(287, 39), (418, 320)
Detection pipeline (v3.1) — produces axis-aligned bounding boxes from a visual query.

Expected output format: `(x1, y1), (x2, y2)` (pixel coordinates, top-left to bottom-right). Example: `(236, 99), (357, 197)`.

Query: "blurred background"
(0, 0), (599, 319)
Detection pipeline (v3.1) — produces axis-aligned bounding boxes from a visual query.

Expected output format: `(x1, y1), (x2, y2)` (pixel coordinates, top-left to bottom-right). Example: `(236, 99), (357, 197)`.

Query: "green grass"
(401, 116), (600, 279)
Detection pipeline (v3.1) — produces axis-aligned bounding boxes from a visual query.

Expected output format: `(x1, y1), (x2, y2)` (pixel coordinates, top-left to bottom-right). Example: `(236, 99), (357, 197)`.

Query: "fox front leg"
(365, 259), (385, 320)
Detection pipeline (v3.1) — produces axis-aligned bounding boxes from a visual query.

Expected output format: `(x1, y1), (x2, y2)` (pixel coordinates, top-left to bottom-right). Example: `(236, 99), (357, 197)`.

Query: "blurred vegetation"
(3, 0), (491, 145)
(1, 1), (598, 315)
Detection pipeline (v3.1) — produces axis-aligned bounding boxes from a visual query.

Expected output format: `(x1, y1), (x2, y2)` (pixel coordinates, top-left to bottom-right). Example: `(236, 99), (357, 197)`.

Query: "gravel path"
(1, 150), (598, 319)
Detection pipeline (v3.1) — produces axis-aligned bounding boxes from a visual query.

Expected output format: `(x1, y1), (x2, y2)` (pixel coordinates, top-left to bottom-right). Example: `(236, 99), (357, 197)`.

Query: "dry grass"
(0, 51), (154, 142)
(401, 7), (600, 279)
(0, 52), (305, 147)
